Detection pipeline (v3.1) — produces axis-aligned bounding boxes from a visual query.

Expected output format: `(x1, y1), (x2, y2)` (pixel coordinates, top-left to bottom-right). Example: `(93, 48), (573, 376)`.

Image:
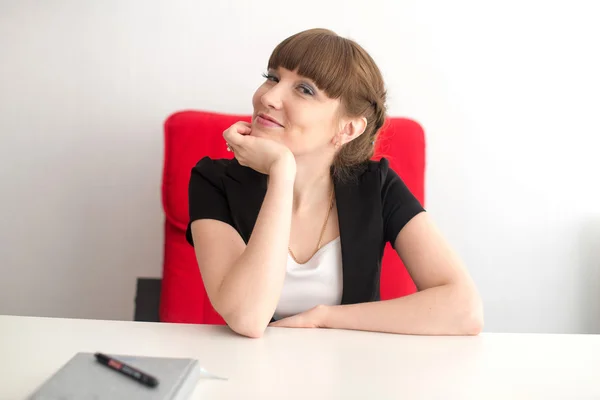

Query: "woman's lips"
(256, 115), (283, 128)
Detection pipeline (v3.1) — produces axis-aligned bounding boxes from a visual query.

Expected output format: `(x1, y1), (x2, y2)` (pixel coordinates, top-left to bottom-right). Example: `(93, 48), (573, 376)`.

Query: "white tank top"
(273, 237), (343, 320)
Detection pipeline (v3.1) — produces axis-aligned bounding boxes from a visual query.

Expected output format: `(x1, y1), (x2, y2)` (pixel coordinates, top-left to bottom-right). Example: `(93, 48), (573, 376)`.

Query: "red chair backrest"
(160, 110), (425, 324)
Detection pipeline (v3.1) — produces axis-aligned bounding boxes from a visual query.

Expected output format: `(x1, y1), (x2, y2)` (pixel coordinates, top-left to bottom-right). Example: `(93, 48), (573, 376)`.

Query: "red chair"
(159, 110), (426, 324)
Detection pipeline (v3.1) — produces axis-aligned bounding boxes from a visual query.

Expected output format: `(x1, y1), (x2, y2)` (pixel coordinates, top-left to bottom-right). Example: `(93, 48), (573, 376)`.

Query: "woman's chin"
(252, 124), (281, 137)
(250, 125), (264, 136)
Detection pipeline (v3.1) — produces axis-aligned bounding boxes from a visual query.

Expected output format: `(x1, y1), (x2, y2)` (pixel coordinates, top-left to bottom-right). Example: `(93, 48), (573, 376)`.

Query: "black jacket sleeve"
(380, 158), (425, 248)
(185, 157), (234, 246)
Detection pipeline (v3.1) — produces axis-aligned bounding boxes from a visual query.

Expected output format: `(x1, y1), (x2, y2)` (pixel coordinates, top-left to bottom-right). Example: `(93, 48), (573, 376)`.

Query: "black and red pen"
(94, 352), (159, 388)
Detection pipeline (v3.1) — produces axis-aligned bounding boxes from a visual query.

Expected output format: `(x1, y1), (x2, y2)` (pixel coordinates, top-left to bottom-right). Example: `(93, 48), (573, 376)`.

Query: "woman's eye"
(299, 84), (315, 96)
(261, 72), (279, 82)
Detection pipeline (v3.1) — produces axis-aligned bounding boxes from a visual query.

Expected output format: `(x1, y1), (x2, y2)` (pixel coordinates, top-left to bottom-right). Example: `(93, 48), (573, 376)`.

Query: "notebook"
(28, 352), (203, 400)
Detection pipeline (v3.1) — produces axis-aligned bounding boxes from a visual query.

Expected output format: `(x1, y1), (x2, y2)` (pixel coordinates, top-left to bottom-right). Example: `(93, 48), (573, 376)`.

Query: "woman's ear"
(340, 117), (367, 145)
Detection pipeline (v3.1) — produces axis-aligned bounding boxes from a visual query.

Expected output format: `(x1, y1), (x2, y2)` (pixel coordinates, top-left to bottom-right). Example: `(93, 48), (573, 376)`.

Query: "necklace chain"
(288, 188), (335, 264)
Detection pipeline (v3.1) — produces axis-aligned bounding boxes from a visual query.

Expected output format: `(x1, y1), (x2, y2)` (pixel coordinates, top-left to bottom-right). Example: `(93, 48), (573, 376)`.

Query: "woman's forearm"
(218, 159), (295, 337)
(322, 283), (483, 335)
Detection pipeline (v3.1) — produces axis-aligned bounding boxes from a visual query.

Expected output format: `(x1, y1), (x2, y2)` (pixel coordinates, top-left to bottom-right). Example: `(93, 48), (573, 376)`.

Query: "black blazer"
(186, 156), (424, 306)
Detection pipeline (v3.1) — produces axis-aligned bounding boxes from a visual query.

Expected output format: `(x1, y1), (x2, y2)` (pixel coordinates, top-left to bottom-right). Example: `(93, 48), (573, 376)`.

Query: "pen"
(94, 352), (159, 388)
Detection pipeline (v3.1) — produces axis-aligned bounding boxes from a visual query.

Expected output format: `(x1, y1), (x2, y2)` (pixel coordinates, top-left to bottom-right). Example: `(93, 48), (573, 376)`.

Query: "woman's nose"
(261, 86), (283, 110)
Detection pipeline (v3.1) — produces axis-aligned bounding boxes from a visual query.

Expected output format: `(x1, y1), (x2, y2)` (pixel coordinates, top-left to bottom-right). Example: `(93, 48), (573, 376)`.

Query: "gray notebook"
(28, 352), (202, 400)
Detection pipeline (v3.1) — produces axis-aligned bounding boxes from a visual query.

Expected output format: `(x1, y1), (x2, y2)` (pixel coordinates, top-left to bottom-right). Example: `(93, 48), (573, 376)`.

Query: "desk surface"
(1, 315), (599, 399)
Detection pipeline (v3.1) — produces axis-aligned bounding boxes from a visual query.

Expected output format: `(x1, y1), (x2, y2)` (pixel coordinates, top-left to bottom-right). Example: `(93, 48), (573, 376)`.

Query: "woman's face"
(251, 67), (341, 156)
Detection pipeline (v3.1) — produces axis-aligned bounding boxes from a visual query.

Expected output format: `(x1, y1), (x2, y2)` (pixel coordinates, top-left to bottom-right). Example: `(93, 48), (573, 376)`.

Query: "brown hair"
(267, 28), (387, 182)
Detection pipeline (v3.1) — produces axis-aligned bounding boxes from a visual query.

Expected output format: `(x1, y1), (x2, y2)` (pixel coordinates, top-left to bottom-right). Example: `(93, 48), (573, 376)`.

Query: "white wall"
(1, 0), (598, 332)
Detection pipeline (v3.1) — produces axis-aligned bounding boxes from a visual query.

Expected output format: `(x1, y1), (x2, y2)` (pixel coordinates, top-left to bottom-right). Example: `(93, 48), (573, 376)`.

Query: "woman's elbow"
(232, 323), (266, 339)
(212, 295), (270, 338)
(461, 293), (484, 335)
(224, 313), (270, 338)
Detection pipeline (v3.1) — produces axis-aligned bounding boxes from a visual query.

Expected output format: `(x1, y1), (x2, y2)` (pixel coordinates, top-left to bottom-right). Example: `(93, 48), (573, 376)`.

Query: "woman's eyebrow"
(298, 76), (319, 88)
(272, 69), (320, 91)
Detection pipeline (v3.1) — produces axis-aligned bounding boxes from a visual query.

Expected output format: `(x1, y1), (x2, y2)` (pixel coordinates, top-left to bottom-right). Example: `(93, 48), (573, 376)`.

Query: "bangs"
(267, 29), (354, 99)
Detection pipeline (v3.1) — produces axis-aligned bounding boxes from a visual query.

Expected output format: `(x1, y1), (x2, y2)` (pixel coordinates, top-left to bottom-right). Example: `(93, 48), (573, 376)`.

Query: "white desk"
(1, 315), (599, 399)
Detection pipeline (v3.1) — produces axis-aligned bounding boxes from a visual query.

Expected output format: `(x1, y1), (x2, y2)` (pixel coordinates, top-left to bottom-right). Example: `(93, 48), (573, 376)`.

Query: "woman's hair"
(267, 28), (387, 182)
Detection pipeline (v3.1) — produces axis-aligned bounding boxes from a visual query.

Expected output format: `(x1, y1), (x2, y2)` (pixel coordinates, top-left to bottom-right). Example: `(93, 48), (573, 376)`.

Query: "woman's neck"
(291, 154), (334, 213)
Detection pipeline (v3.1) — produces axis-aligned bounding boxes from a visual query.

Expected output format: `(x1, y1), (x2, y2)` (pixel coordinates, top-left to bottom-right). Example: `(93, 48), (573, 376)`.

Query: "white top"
(273, 237), (343, 320)
(3, 315), (600, 399)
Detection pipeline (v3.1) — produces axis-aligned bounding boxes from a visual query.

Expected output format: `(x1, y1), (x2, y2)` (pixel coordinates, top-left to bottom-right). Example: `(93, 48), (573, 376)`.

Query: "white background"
(1, 0), (599, 333)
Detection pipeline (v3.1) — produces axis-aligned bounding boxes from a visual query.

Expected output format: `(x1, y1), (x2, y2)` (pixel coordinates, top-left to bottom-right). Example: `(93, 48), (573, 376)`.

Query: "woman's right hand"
(223, 121), (296, 176)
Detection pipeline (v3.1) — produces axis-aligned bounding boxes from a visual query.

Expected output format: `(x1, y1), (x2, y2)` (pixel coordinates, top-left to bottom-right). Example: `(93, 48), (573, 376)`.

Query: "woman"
(187, 28), (483, 338)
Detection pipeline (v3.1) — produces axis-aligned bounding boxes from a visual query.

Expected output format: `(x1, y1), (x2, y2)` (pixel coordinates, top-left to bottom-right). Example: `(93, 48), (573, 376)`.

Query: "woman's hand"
(223, 121), (295, 176)
(269, 305), (329, 329)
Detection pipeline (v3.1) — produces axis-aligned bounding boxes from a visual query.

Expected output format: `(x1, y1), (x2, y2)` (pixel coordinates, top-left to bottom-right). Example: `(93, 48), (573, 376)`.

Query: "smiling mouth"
(256, 114), (284, 128)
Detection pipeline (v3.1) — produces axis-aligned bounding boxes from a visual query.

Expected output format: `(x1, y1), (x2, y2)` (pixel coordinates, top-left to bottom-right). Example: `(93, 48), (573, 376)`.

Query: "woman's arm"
(272, 212), (483, 335)
(327, 212), (483, 335)
(191, 157), (296, 338)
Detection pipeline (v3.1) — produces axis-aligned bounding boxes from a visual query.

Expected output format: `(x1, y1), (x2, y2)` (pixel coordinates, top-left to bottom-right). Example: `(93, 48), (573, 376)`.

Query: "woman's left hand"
(269, 305), (329, 329)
